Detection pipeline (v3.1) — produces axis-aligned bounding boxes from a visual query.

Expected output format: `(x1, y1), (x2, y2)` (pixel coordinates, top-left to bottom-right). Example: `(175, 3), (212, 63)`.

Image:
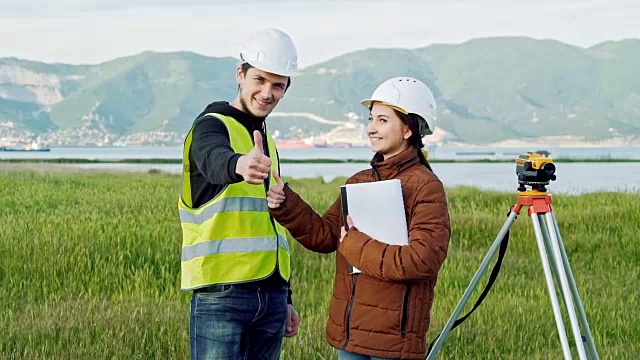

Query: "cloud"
(0, 1), (638, 66)
(2, 0), (377, 16)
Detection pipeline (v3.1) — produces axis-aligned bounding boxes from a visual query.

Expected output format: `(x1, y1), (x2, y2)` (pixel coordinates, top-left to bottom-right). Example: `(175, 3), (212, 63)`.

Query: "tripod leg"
(426, 210), (519, 360)
(540, 216), (602, 357)
(546, 213), (599, 360)
(539, 219), (567, 305)
(531, 214), (573, 359)
(542, 213), (588, 359)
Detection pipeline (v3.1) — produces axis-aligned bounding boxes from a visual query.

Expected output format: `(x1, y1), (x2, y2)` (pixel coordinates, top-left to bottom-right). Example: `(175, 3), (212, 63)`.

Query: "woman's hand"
(340, 215), (355, 242)
(267, 170), (286, 209)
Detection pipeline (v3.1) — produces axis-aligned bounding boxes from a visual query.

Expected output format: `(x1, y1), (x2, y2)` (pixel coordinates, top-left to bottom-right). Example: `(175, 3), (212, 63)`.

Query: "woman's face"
(367, 103), (412, 159)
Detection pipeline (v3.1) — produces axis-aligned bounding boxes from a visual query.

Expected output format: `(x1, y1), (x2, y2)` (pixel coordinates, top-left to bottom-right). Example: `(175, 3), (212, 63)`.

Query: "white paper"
(342, 179), (409, 273)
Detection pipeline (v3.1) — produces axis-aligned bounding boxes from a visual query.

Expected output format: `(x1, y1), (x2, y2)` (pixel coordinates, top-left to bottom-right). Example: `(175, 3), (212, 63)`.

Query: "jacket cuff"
(228, 153), (243, 182)
(338, 227), (369, 268)
(268, 184), (298, 222)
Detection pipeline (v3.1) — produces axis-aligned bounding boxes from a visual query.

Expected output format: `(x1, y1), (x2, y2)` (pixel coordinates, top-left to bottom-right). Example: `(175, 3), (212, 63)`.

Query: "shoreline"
(1, 157), (640, 165)
(3, 162), (638, 196)
(4, 138), (640, 150)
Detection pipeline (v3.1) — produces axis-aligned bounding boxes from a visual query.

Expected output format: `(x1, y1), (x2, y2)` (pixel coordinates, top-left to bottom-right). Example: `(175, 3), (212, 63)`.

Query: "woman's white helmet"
(239, 28), (298, 77)
(361, 77), (437, 136)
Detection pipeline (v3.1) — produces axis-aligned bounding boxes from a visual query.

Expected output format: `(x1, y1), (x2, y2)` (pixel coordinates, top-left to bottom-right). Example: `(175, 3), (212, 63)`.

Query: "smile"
(255, 98), (272, 107)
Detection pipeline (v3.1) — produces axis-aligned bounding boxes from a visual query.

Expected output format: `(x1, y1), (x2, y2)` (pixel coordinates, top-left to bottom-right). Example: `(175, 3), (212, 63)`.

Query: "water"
(0, 146), (183, 160)
(278, 146), (640, 161)
(2, 146), (640, 195)
(60, 161), (640, 195)
(2, 145), (640, 161)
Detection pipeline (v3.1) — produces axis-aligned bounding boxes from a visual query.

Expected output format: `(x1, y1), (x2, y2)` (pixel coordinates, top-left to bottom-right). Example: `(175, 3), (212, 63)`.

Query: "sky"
(1, 0), (638, 67)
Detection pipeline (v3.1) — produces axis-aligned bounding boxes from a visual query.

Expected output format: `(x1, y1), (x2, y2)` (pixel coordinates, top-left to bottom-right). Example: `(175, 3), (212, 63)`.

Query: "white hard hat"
(361, 77), (437, 136)
(239, 28), (298, 77)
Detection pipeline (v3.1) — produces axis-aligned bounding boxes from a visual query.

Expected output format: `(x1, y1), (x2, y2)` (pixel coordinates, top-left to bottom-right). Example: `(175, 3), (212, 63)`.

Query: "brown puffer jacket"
(269, 147), (451, 359)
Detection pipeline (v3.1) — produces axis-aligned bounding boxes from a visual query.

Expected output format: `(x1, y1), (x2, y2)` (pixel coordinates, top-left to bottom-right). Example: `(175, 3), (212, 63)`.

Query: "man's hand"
(340, 215), (355, 243)
(235, 130), (272, 185)
(285, 304), (300, 337)
(267, 170), (286, 209)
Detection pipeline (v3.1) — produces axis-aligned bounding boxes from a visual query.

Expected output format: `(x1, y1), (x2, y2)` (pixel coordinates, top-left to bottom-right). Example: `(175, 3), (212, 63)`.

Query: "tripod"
(426, 191), (599, 360)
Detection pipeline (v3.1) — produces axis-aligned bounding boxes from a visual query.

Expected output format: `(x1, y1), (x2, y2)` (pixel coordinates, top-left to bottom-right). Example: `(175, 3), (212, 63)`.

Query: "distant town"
(0, 125), (185, 150)
(2, 121), (638, 152)
(0, 121), (377, 150)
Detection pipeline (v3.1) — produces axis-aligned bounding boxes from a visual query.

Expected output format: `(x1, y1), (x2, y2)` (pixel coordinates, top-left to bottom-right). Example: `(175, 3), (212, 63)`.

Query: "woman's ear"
(403, 125), (413, 140)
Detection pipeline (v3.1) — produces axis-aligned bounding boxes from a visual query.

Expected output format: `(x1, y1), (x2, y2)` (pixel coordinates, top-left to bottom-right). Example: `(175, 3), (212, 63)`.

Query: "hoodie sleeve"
(338, 179), (451, 281)
(190, 116), (244, 185)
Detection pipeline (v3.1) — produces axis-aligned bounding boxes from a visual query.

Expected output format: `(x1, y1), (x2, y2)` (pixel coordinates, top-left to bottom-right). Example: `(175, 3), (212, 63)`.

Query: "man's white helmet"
(361, 77), (437, 136)
(239, 28), (298, 77)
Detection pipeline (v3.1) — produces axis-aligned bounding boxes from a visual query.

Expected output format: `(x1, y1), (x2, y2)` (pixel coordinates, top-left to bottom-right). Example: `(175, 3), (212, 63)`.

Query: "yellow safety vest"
(178, 113), (291, 290)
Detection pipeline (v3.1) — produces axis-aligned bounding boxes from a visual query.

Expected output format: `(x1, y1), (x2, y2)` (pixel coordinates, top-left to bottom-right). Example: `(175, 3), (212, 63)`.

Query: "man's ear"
(236, 66), (245, 84)
(283, 78), (292, 95)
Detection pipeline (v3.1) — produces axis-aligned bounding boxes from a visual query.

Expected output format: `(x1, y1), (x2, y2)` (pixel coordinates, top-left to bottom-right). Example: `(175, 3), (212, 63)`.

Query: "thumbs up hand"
(252, 130), (265, 155)
(235, 130), (272, 185)
(267, 170), (286, 209)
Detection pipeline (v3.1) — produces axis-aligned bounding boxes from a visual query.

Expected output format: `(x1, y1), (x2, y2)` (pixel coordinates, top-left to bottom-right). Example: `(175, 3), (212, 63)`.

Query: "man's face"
(236, 67), (288, 118)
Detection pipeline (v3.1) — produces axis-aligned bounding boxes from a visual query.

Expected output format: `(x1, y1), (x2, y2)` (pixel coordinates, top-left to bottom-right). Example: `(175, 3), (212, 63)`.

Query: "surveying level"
(516, 152), (557, 194)
(426, 154), (599, 360)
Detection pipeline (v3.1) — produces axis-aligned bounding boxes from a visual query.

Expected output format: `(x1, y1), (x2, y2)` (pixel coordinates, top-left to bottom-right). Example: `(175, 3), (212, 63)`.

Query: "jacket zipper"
(343, 161), (384, 346)
(362, 154), (415, 340)
(400, 284), (411, 336)
(343, 274), (359, 348)
(371, 165), (381, 181)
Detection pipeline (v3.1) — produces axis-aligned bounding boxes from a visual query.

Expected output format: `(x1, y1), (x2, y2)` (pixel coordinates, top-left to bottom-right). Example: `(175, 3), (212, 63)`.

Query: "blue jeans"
(190, 284), (288, 360)
(337, 349), (397, 360)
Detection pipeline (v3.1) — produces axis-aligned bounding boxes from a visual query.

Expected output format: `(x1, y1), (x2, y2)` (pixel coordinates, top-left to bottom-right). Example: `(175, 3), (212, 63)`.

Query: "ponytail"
(396, 110), (435, 173)
(418, 148), (434, 172)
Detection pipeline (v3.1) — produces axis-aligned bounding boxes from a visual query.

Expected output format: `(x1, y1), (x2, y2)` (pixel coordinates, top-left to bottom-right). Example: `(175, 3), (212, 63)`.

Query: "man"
(178, 28), (301, 360)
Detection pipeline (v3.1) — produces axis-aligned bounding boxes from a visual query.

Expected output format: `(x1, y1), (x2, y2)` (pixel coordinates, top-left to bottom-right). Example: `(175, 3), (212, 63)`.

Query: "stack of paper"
(340, 179), (409, 274)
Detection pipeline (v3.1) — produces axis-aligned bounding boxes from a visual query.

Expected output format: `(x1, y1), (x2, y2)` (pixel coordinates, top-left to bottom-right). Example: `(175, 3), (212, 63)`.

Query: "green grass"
(0, 170), (638, 359)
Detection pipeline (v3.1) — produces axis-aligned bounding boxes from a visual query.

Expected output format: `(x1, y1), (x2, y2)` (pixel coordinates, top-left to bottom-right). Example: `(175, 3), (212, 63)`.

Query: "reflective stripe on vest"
(178, 113), (291, 290)
(182, 234), (291, 261)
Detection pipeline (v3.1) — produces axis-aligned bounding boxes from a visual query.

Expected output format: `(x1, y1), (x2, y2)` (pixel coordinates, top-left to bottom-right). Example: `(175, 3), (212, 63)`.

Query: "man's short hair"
(240, 63), (291, 90)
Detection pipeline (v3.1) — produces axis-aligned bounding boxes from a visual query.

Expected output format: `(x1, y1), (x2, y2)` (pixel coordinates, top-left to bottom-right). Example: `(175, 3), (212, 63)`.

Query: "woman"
(267, 77), (451, 360)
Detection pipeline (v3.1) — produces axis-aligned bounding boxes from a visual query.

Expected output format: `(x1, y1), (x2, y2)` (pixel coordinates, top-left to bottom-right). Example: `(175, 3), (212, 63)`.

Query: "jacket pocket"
(400, 284), (411, 336)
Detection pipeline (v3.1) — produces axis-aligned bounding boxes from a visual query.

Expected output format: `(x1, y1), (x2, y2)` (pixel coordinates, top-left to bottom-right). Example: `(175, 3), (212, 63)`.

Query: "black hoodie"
(187, 101), (291, 301)
(188, 101), (277, 206)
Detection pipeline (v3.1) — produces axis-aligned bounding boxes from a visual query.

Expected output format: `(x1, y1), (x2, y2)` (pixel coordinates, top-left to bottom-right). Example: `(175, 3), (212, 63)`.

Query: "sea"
(2, 145), (640, 195)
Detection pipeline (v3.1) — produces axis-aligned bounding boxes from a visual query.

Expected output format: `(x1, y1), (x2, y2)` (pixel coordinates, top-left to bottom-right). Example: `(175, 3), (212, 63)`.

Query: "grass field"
(0, 169), (638, 359)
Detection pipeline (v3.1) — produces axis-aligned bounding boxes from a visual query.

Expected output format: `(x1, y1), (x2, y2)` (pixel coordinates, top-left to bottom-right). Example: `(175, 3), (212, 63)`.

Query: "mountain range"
(1, 36), (639, 144)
